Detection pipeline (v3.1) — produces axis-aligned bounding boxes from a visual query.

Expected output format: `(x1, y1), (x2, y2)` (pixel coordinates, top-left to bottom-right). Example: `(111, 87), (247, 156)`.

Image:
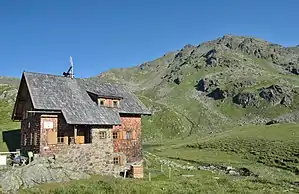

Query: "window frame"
(100, 100), (105, 106)
(112, 132), (118, 139)
(112, 100), (119, 108)
(99, 131), (107, 139)
(113, 157), (120, 165)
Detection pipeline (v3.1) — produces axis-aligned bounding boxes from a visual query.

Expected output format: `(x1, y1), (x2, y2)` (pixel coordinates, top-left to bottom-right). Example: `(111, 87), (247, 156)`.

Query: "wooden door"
(41, 116), (58, 145)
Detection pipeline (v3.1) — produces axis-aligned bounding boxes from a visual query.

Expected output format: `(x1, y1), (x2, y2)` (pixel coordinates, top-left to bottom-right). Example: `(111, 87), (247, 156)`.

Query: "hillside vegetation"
(0, 83), (19, 151)
(99, 35), (299, 142)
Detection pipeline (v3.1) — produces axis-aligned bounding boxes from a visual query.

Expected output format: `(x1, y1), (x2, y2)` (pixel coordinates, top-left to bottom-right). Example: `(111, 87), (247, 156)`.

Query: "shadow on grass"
(2, 129), (21, 152)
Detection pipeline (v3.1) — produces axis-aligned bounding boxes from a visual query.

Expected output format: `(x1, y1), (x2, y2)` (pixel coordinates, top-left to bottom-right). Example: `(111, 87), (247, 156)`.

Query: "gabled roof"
(14, 71), (151, 125)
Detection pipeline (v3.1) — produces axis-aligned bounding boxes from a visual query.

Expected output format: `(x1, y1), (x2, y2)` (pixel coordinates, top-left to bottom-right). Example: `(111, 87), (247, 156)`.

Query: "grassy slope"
(22, 123), (299, 193)
(0, 84), (20, 151)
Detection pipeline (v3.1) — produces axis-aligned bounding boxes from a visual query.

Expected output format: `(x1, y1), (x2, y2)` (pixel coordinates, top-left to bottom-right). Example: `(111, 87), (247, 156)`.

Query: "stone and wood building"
(11, 71), (151, 177)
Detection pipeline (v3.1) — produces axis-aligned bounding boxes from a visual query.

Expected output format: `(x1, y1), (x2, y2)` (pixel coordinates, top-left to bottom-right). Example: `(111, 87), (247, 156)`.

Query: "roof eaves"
(23, 71), (37, 109)
(86, 91), (123, 99)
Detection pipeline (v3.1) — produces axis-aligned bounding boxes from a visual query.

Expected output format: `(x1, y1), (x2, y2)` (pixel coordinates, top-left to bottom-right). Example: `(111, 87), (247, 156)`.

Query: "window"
(99, 131), (106, 139)
(113, 132), (118, 139)
(113, 100), (119, 107)
(113, 157), (120, 165)
(99, 99), (105, 106)
(126, 131), (132, 140)
(44, 121), (54, 129)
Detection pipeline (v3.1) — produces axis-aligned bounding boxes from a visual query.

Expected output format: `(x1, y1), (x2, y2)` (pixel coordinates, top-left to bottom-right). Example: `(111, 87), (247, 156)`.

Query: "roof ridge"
(23, 72), (130, 87)
(24, 71), (66, 78)
(84, 77), (131, 87)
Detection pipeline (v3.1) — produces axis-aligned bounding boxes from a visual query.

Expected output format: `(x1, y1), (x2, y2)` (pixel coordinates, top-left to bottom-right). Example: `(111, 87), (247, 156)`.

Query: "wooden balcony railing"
(57, 137), (68, 145)
(69, 137), (75, 144)
(62, 136), (88, 145)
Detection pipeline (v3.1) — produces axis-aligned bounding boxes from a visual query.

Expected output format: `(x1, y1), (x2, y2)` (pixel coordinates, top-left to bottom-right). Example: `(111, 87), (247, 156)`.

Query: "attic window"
(100, 100), (105, 106)
(113, 100), (119, 108)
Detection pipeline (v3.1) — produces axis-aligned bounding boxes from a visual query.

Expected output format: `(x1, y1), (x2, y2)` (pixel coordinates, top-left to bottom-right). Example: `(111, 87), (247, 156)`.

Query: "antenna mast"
(63, 56), (75, 78)
(70, 56), (74, 78)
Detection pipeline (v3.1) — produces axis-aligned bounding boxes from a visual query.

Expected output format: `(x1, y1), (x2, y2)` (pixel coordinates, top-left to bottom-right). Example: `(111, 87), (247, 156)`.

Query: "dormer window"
(100, 99), (105, 106)
(97, 97), (120, 108)
(98, 98), (105, 106)
(113, 100), (119, 108)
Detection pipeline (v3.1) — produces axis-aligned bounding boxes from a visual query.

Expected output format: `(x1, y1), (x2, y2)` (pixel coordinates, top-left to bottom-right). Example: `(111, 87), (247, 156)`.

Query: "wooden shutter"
(119, 155), (124, 166)
(123, 131), (127, 140)
(132, 130), (137, 140)
(76, 131), (85, 144)
(47, 130), (57, 144)
(76, 136), (85, 144)
(118, 131), (123, 139)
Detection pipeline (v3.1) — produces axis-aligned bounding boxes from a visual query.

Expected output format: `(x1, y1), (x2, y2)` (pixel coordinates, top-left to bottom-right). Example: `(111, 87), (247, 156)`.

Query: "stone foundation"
(54, 128), (126, 176)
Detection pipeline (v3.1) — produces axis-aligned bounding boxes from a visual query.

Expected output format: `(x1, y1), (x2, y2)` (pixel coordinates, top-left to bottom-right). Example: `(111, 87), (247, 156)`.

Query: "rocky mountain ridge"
(98, 35), (299, 140)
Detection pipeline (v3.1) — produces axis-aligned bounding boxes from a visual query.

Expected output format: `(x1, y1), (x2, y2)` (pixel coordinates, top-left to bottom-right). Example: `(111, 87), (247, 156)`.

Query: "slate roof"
(23, 72), (151, 125)
(77, 79), (152, 115)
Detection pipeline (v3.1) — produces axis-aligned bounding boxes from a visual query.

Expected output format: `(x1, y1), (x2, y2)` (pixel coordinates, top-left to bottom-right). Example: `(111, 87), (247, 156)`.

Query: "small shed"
(131, 164), (144, 178)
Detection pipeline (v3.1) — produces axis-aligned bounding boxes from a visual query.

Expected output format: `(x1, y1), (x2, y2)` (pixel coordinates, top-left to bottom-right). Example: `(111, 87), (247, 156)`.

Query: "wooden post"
(74, 125), (77, 144)
(148, 172), (151, 181)
(124, 170), (127, 178)
(168, 167), (171, 179)
(28, 151), (33, 164)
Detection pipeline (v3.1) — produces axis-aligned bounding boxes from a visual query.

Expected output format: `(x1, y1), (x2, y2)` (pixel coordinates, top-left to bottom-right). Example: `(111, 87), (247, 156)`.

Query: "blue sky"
(0, 0), (298, 78)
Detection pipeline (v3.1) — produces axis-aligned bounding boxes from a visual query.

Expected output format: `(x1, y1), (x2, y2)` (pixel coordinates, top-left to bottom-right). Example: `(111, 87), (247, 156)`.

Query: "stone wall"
(113, 114), (142, 163)
(54, 127), (125, 175)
